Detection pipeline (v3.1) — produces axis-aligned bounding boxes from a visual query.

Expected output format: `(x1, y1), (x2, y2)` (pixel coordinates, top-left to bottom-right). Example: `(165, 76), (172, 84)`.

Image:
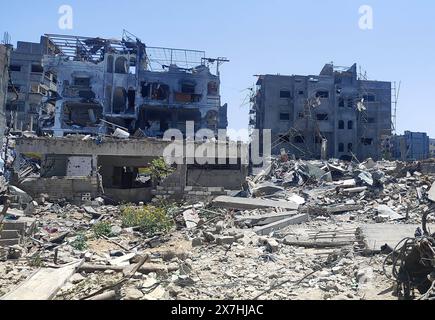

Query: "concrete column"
(53, 100), (64, 137)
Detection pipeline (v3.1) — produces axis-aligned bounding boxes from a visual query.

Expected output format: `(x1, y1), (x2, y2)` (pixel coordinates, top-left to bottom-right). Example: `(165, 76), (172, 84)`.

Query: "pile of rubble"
(0, 157), (434, 300)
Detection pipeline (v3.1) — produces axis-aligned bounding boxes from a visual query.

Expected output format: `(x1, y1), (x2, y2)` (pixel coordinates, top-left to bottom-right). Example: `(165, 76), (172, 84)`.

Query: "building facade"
(250, 63), (392, 161)
(430, 138), (435, 158)
(392, 131), (430, 161)
(38, 33), (228, 137)
(6, 36), (57, 132)
(0, 44), (12, 138)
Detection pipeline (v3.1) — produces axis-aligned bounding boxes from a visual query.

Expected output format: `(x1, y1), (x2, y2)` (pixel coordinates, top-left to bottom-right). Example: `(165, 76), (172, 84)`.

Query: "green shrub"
(121, 204), (173, 235)
(141, 157), (174, 183)
(92, 221), (113, 238)
(70, 233), (88, 251)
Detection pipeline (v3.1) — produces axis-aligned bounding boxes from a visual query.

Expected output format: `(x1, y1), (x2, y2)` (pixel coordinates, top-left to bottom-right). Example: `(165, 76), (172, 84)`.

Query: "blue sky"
(1, 0), (434, 138)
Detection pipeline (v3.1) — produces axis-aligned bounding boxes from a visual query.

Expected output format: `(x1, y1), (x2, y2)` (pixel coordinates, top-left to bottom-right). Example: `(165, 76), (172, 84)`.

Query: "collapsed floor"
(1, 157), (435, 300)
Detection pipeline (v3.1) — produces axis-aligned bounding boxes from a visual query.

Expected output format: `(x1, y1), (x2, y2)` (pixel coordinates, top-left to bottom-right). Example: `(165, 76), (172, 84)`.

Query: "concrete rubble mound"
(1, 155), (435, 301)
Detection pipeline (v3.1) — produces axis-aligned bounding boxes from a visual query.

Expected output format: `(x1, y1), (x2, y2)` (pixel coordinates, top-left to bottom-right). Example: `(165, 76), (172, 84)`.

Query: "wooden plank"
(212, 196), (299, 211)
(1, 260), (83, 300)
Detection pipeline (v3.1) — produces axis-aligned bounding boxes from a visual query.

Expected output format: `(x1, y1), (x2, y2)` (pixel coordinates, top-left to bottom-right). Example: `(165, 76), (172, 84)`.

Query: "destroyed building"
(430, 138), (435, 158)
(37, 33), (228, 137)
(250, 63), (392, 161)
(14, 136), (248, 204)
(0, 43), (12, 138)
(5, 36), (57, 132)
(392, 131), (430, 161)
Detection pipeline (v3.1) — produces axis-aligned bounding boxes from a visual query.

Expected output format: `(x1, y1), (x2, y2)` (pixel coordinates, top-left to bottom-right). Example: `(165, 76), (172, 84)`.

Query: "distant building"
(429, 138), (435, 158)
(250, 63), (392, 160)
(392, 131), (430, 161)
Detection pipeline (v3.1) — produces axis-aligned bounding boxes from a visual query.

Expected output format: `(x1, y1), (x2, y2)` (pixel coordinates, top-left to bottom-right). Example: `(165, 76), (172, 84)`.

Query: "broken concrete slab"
(359, 223), (435, 251)
(212, 196), (299, 211)
(1, 260), (83, 300)
(251, 182), (285, 197)
(254, 214), (308, 235)
(182, 209), (200, 229)
(376, 205), (404, 221)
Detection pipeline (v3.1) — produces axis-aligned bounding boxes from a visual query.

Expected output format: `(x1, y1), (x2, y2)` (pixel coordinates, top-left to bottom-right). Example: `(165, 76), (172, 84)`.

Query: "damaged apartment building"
(3, 32), (248, 205)
(250, 63), (392, 161)
(5, 36), (57, 132)
(0, 42), (12, 137)
(37, 33), (228, 137)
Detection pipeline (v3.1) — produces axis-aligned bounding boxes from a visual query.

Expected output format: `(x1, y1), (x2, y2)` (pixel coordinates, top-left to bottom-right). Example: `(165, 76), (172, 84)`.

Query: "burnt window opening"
(279, 135), (290, 143)
(363, 94), (376, 102)
(294, 135), (305, 144)
(280, 90), (291, 98)
(113, 87), (127, 113)
(115, 57), (128, 74)
(31, 64), (43, 73)
(181, 82), (196, 94)
(316, 91), (329, 99)
(141, 82), (170, 100)
(112, 167), (137, 189)
(298, 112), (304, 119)
(107, 55), (114, 73)
(348, 121), (353, 130)
(74, 77), (91, 87)
(8, 85), (20, 93)
(361, 138), (373, 145)
(208, 81), (218, 96)
(348, 143), (353, 152)
(338, 98), (345, 107)
(280, 113), (290, 121)
(347, 98), (354, 108)
(338, 143), (344, 152)
(317, 114), (328, 121)
(127, 90), (136, 109)
(338, 120), (345, 129)
(10, 65), (21, 72)
(105, 85), (112, 113)
(298, 90), (304, 95)
(367, 117), (376, 124)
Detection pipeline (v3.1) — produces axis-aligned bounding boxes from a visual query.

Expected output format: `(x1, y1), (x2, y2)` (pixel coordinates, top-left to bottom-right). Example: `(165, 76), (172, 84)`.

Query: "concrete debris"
(1, 155), (435, 301)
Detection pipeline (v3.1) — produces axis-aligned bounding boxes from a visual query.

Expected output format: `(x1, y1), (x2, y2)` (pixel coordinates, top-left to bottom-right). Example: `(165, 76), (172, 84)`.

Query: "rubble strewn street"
(1, 156), (434, 300)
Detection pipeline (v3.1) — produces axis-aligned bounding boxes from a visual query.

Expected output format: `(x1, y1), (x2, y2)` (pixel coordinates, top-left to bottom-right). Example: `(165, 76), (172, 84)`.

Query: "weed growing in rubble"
(92, 221), (113, 238)
(121, 204), (173, 235)
(70, 233), (88, 251)
(28, 254), (44, 268)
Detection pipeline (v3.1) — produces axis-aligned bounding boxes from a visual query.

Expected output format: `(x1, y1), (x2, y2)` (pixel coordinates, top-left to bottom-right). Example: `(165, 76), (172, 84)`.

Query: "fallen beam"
(254, 214), (308, 235)
(283, 240), (354, 248)
(341, 187), (367, 193)
(235, 211), (298, 226)
(79, 263), (178, 275)
(1, 260), (83, 300)
(212, 196), (299, 211)
(326, 204), (363, 214)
